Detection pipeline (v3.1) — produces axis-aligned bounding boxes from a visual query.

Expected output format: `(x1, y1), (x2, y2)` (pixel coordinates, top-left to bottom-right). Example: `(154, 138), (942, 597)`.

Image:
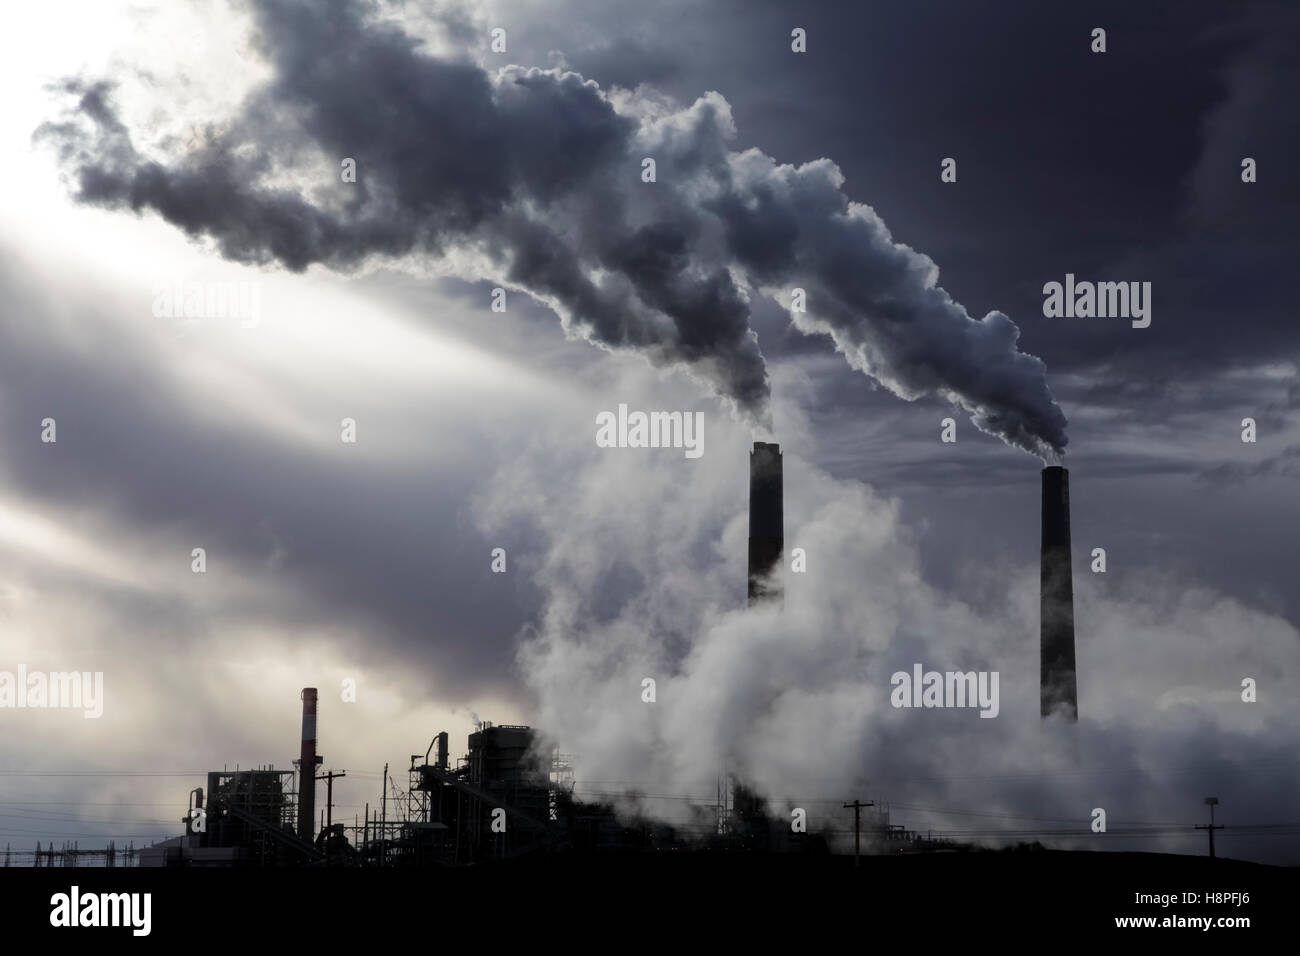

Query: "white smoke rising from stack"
(472, 413), (1299, 861)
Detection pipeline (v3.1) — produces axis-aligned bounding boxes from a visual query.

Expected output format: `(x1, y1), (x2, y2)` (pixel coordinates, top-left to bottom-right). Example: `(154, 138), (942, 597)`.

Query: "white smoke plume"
(474, 412), (1298, 861)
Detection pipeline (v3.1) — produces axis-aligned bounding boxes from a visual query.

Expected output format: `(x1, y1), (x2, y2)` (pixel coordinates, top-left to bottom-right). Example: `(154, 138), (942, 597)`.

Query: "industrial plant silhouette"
(8, 443), (1273, 878)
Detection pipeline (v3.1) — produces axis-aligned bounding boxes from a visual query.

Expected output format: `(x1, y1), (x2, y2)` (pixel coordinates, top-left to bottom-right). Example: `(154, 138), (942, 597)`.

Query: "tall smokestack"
(1041, 467), (1078, 720)
(298, 687), (319, 843)
(748, 442), (783, 606)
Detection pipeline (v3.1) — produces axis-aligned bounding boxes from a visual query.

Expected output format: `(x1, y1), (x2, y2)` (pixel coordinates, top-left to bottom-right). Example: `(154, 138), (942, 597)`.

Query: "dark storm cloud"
(36, 0), (1072, 456)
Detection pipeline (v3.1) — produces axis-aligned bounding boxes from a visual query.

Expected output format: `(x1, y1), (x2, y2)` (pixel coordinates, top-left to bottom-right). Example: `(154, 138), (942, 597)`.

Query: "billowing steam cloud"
(474, 422), (1299, 861)
(36, 0), (1066, 457)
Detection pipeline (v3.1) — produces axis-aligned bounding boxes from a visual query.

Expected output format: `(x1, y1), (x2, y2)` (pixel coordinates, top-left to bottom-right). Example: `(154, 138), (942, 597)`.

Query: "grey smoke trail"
(36, 0), (1066, 456)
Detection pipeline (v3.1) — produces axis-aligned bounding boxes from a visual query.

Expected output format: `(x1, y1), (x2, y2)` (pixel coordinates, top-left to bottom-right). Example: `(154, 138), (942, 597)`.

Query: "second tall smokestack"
(1041, 467), (1078, 720)
(748, 442), (783, 606)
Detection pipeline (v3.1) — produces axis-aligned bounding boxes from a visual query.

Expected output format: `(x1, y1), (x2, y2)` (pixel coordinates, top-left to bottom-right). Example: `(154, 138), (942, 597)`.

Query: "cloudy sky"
(1, 0), (1297, 863)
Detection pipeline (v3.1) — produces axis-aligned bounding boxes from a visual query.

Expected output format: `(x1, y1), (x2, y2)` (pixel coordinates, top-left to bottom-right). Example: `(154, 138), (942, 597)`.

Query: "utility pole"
(843, 799), (875, 868)
(380, 762), (389, 866)
(316, 770), (346, 829)
(1196, 797), (1223, 859)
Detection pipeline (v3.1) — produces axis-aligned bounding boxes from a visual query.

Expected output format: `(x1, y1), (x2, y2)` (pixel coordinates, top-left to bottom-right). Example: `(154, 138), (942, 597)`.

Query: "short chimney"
(298, 688), (319, 843)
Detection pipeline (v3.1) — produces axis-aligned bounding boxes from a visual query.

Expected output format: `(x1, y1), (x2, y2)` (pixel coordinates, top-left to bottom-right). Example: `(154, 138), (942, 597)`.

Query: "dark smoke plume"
(36, 0), (1067, 455)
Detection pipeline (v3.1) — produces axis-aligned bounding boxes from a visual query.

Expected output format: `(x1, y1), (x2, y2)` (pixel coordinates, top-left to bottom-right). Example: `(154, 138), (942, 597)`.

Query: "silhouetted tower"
(297, 688), (321, 843)
(748, 442), (784, 606)
(1040, 466), (1078, 720)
